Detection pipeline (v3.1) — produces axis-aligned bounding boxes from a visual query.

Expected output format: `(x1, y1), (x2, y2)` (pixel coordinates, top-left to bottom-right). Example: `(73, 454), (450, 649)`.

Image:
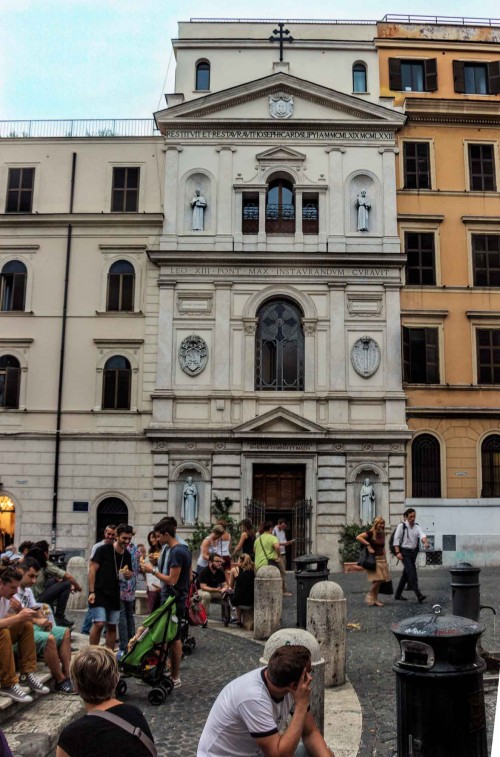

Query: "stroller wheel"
(161, 678), (174, 695)
(182, 643), (192, 655)
(148, 687), (167, 706)
(115, 679), (128, 697)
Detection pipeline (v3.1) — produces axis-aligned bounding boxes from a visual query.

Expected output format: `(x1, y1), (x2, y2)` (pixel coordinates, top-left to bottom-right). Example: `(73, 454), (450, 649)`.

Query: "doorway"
(95, 497), (128, 543)
(0, 495), (15, 551)
(252, 464), (307, 567)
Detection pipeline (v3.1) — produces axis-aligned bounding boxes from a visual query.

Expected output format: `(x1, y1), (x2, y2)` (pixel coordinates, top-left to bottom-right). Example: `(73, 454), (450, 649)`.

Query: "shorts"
(33, 625), (67, 656)
(221, 556), (231, 570)
(91, 606), (120, 625)
(173, 605), (186, 641)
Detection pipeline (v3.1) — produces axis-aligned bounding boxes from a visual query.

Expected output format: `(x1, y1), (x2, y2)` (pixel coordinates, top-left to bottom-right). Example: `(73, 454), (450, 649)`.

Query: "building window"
(468, 144), (496, 192)
(242, 193), (259, 234)
(403, 142), (431, 190)
(6, 168), (35, 213)
(389, 58), (437, 92)
(266, 178), (295, 234)
(472, 235), (500, 287)
(352, 63), (367, 93)
(0, 355), (20, 408)
(403, 327), (439, 383)
(111, 167), (140, 212)
(453, 60), (500, 95)
(106, 260), (135, 311)
(405, 232), (436, 285)
(255, 299), (304, 391)
(195, 61), (210, 91)
(102, 356), (131, 409)
(481, 435), (500, 497)
(302, 195), (319, 235)
(0, 261), (27, 311)
(412, 434), (442, 498)
(477, 329), (500, 384)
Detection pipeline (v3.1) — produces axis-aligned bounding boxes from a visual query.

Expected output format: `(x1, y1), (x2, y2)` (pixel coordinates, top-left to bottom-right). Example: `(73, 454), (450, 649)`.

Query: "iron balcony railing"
(191, 15), (500, 26)
(381, 14), (500, 26)
(0, 119), (160, 139)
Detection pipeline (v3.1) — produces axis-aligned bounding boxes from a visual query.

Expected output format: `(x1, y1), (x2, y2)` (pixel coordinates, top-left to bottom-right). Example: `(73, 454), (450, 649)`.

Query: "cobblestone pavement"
(65, 566), (499, 757)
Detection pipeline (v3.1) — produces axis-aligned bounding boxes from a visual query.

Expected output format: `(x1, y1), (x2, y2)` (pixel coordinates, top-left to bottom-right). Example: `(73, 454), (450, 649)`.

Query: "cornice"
(0, 213), (164, 228)
(375, 38), (500, 53)
(403, 97), (500, 126)
(173, 39), (377, 52)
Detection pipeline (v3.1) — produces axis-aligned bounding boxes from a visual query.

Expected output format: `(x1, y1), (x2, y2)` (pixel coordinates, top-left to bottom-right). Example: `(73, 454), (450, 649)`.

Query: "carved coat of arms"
(351, 336), (381, 378)
(179, 335), (208, 376)
(269, 93), (294, 119)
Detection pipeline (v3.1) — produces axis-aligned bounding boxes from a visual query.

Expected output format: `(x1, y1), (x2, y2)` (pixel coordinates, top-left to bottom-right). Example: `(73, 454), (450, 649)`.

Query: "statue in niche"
(356, 189), (371, 232)
(191, 188), (207, 231)
(360, 477), (376, 524)
(182, 476), (199, 524)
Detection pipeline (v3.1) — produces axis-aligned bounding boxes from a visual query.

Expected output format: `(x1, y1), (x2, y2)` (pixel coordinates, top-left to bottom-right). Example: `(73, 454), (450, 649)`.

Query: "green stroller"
(116, 593), (178, 705)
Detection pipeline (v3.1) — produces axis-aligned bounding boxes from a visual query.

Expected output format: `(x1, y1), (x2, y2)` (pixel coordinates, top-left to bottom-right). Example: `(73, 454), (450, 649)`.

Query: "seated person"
(16, 558), (74, 693)
(27, 541), (82, 627)
(197, 644), (334, 757)
(197, 554), (228, 612)
(0, 564), (50, 703)
(228, 554), (255, 627)
(56, 646), (155, 757)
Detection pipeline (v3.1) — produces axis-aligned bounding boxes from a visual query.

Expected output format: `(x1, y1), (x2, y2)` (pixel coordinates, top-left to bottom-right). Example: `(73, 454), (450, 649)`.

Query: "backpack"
(389, 523), (407, 556)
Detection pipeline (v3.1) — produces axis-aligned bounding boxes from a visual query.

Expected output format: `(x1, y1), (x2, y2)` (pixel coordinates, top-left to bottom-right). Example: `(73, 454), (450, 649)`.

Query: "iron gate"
(293, 498), (313, 557)
(245, 498), (266, 527)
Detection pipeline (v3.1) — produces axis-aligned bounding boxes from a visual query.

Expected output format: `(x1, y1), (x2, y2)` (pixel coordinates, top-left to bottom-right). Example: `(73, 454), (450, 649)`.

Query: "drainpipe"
(51, 152), (77, 548)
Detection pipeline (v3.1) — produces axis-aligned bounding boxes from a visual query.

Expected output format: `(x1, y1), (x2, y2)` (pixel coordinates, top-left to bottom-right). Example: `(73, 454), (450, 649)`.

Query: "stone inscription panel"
(164, 265), (393, 280)
(168, 129), (394, 141)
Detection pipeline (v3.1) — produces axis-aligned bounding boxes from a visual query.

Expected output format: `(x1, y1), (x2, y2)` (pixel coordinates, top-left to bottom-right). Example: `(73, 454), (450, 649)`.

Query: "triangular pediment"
(233, 407), (325, 436)
(155, 72), (406, 132)
(255, 146), (306, 162)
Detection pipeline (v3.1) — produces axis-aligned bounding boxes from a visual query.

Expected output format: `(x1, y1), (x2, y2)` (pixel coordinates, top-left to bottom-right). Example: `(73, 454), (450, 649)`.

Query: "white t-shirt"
(273, 527), (287, 555)
(197, 667), (293, 757)
(0, 596), (10, 619)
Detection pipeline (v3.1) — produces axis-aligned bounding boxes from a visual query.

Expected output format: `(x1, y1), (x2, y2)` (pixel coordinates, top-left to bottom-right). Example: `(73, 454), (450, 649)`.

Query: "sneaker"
(394, 595), (407, 601)
(171, 678), (182, 689)
(1, 684), (34, 704)
(21, 673), (50, 695)
(55, 678), (75, 694)
(228, 618), (238, 625)
(418, 594), (427, 604)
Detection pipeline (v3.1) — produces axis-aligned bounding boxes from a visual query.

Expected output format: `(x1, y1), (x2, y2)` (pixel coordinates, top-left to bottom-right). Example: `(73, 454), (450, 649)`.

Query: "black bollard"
(450, 562), (481, 621)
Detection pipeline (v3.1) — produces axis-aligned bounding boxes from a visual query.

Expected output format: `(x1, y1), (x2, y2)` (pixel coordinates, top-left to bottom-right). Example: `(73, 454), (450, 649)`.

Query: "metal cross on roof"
(269, 23), (294, 62)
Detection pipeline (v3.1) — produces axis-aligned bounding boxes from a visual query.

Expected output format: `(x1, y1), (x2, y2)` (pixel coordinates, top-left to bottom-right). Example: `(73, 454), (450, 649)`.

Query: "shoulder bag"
(89, 710), (157, 757)
(262, 539), (280, 568)
(357, 546), (376, 571)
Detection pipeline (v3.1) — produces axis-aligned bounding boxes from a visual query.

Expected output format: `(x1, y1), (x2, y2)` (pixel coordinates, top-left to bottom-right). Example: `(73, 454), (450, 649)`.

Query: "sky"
(0, 0), (499, 121)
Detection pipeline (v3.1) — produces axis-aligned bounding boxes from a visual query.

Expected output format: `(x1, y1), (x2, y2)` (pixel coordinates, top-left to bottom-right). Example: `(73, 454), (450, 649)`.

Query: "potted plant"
(338, 523), (371, 573)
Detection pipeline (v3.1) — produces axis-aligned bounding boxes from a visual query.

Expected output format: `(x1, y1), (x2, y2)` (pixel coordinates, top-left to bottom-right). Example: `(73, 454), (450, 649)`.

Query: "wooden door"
(252, 464), (305, 510)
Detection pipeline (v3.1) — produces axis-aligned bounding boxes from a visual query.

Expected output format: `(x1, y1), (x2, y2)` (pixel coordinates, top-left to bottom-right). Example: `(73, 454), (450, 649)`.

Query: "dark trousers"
(396, 548), (421, 598)
(119, 599), (135, 652)
(37, 577), (71, 621)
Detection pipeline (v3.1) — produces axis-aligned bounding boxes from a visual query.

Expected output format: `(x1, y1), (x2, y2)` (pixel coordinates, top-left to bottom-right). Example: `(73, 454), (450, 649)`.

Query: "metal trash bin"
(294, 554), (329, 628)
(450, 562), (481, 621)
(392, 605), (487, 756)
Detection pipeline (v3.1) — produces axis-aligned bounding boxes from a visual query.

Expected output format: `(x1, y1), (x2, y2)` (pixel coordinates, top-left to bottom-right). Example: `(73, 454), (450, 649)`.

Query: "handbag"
(357, 547), (376, 571)
(263, 542), (280, 569)
(379, 580), (394, 595)
(89, 710), (157, 756)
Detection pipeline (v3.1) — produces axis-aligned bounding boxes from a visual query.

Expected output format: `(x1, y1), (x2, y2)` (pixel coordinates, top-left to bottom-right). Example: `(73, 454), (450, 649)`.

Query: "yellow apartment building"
(377, 16), (500, 564)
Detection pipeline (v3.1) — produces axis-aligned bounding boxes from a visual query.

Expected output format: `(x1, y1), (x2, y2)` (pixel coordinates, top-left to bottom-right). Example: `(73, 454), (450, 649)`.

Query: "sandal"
(374, 601), (384, 607)
(55, 678), (74, 694)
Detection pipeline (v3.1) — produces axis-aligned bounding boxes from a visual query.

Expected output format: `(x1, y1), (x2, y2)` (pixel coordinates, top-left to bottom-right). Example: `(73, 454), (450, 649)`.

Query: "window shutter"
(107, 275), (120, 311)
(402, 327), (410, 382)
(4, 367), (20, 408)
(12, 273), (26, 311)
(116, 370), (131, 409)
(102, 371), (116, 409)
(488, 61), (500, 95)
(424, 59), (438, 91)
(121, 274), (134, 311)
(453, 61), (466, 93)
(425, 328), (439, 383)
(389, 58), (402, 90)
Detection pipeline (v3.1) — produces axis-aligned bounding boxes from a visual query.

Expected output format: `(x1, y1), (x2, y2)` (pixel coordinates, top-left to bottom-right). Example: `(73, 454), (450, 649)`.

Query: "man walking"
(273, 519), (294, 597)
(197, 644), (334, 756)
(393, 508), (428, 603)
(88, 523), (133, 650)
(142, 519), (191, 689)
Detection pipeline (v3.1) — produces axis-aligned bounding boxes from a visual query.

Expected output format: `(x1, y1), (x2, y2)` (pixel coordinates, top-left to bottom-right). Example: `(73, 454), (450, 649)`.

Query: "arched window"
(353, 62), (367, 93)
(255, 299), (304, 391)
(0, 355), (21, 409)
(481, 434), (500, 497)
(95, 497), (128, 542)
(412, 434), (441, 497)
(102, 356), (131, 410)
(0, 261), (27, 311)
(266, 178), (295, 234)
(195, 61), (210, 91)
(106, 260), (135, 312)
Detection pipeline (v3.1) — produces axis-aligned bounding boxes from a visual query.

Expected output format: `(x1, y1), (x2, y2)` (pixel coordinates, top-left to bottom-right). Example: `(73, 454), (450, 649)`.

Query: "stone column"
(254, 566), (282, 640)
(163, 145), (182, 235)
(66, 557), (88, 610)
(216, 145), (235, 235)
(379, 147), (398, 237)
(243, 318), (258, 392)
(156, 280), (176, 392)
(258, 189), (266, 244)
(260, 628), (326, 736)
(307, 581), (346, 687)
(385, 285), (403, 392)
(327, 147), (345, 237)
(213, 282), (232, 390)
(294, 189), (303, 245)
(302, 319), (317, 392)
(328, 283), (346, 391)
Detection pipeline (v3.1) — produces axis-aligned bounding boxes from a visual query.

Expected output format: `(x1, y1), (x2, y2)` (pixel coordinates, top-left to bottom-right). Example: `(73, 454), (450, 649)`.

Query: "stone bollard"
(307, 581), (346, 687)
(66, 557), (88, 610)
(260, 628), (326, 735)
(254, 565), (282, 640)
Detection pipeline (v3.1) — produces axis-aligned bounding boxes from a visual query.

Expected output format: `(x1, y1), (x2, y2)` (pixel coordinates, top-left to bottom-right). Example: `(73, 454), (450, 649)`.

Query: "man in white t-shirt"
(273, 520), (294, 597)
(197, 645), (334, 757)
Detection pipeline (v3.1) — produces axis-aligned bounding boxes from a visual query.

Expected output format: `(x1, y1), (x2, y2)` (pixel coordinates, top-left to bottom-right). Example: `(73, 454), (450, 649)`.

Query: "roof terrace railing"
(381, 14), (500, 26)
(189, 14), (500, 26)
(0, 119), (160, 139)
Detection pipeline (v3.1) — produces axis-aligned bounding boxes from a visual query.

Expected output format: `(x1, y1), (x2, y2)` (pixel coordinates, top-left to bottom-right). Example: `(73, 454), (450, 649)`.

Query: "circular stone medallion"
(179, 334), (208, 376)
(351, 336), (381, 378)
